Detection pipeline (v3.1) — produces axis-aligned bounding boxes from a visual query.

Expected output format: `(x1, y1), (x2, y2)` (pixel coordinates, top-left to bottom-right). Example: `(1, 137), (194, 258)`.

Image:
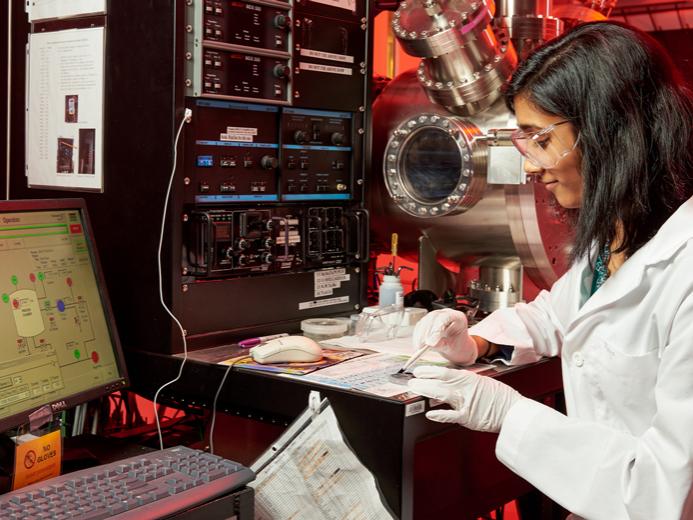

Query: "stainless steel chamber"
(370, 0), (609, 308)
(371, 70), (573, 301)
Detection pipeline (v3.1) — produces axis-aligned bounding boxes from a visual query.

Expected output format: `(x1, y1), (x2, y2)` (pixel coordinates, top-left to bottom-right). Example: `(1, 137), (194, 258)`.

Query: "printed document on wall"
(27, 27), (105, 192)
(28, 0), (107, 22)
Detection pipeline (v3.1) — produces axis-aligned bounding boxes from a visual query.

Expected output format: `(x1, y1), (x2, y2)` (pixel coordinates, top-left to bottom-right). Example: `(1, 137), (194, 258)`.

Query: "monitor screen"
(0, 199), (128, 432)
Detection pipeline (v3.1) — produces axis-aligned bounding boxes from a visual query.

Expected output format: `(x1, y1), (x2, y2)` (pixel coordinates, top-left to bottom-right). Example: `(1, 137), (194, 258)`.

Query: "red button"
(69, 224), (82, 234)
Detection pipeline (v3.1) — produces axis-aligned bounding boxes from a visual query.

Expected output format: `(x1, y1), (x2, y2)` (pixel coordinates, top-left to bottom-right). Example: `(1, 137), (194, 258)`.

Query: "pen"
(238, 333), (289, 348)
(398, 344), (432, 374)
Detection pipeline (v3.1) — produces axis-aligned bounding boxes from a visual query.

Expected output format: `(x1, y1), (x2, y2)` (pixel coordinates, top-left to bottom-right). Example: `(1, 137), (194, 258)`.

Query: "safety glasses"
(510, 120), (579, 169)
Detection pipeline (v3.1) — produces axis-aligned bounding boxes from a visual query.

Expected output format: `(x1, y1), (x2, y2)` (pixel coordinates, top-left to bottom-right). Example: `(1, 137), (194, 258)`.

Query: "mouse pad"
(219, 348), (366, 375)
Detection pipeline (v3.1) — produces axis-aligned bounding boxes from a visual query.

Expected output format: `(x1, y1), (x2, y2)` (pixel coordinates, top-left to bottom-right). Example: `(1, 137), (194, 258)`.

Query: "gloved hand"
(407, 365), (522, 433)
(412, 309), (479, 365)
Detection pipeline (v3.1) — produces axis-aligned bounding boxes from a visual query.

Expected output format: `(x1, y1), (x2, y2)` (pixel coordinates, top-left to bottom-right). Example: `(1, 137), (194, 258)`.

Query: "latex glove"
(407, 365), (522, 433)
(412, 309), (478, 365)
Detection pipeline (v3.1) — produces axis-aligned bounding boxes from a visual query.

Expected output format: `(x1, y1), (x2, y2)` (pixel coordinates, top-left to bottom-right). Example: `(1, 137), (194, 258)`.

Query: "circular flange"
(417, 41), (517, 116)
(392, 0), (493, 58)
(383, 113), (486, 218)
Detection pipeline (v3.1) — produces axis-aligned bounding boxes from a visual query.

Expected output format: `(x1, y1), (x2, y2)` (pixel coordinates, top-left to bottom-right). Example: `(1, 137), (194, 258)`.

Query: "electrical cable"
(5, 0), (12, 200)
(208, 360), (235, 455)
(152, 109), (192, 450)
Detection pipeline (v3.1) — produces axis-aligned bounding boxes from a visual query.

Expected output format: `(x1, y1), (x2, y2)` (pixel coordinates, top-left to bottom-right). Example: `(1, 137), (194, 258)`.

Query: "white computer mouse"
(250, 335), (323, 364)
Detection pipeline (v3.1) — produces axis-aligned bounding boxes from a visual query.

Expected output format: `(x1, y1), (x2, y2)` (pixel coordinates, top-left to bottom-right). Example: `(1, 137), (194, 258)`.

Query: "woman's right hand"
(412, 308), (479, 366)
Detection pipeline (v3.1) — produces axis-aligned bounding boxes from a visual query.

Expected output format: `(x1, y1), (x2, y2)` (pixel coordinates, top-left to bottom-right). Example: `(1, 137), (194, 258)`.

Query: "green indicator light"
(11, 275), (18, 286)
(2, 294), (8, 304)
(73, 349), (81, 360)
(38, 272), (45, 281)
(44, 300), (51, 309)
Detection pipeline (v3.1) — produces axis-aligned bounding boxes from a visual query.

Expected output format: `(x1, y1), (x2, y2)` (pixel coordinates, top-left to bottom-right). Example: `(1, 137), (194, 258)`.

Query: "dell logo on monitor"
(51, 401), (68, 412)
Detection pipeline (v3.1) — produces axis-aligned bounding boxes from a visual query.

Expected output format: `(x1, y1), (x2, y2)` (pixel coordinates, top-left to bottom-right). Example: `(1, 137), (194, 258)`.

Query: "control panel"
(203, 0), (291, 52)
(176, 0), (370, 346)
(281, 108), (352, 201)
(184, 100), (357, 204)
(185, 206), (362, 278)
(185, 0), (368, 110)
(202, 50), (290, 101)
(186, 100), (280, 203)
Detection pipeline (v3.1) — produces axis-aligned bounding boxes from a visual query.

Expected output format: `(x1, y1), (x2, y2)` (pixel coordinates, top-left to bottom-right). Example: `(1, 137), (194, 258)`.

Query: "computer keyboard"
(0, 445), (255, 519)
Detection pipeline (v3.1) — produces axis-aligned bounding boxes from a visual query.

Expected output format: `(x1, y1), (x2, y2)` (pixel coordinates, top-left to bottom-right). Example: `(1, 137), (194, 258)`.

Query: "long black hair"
(504, 21), (693, 264)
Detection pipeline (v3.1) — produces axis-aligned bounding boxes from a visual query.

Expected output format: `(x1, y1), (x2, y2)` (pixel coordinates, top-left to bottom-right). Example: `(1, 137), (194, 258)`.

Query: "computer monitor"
(0, 199), (128, 432)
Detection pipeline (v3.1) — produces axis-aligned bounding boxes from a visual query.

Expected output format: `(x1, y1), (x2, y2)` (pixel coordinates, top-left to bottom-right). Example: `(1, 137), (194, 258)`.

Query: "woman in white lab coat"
(408, 21), (693, 520)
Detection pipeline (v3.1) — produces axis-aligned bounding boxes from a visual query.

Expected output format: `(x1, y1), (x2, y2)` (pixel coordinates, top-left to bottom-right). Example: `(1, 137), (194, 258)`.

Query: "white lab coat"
(468, 196), (693, 520)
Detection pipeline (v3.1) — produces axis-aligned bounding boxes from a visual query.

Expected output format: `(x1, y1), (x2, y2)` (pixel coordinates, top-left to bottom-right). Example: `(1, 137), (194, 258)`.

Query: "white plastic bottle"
(379, 275), (403, 307)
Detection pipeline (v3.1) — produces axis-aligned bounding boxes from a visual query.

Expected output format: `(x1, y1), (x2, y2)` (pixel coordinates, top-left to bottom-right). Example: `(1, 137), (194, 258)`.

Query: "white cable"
(5, 0), (12, 200)
(209, 361), (233, 455)
(152, 109), (192, 450)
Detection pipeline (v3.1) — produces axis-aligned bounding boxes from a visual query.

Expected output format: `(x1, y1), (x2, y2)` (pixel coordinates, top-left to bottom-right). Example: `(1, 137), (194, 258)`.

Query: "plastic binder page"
(252, 404), (395, 520)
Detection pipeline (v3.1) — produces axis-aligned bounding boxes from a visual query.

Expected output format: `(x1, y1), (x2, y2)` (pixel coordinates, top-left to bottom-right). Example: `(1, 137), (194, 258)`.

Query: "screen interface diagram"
(0, 210), (119, 423)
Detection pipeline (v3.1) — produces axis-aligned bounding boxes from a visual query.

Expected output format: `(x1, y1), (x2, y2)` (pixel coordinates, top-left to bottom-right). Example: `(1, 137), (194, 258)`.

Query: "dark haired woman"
(408, 21), (693, 519)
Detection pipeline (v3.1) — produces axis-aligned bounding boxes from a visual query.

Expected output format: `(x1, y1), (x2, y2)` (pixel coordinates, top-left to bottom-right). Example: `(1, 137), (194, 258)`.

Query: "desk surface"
(126, 347), (563, 519)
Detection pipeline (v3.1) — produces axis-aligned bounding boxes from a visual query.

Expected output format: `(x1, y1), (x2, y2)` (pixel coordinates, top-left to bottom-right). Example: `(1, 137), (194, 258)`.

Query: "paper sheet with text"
(252, 405), (395, 520)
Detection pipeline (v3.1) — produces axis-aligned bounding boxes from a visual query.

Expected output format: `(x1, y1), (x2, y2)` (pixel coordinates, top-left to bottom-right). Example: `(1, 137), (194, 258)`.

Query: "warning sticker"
(220, 133), (254, 142)
(314, 268), (350, 297)
(299, 295), (349, 310)
(299, 62), (353, 76)
(12, 430), (61, 490)
(310, 0), (356, 11)
(300, 48), (355, 64)
(405, 401), (425, 417)
(227, 126), (258, 135)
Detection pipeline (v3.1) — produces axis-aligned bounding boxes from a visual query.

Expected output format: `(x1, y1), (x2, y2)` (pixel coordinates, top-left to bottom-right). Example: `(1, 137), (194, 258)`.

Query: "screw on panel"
(355, 267), (360, 273)
(182, 285), (189, 292)
(185, 25), (193, 32)
(183, 177), (191, 185)
(185, 52), (192, 60)
(358, 128), (365, 134)
(354, 304), (361, 310)
(182, 214), (189, 222)
(358, 106), (365, 112)
(294, 91), (301, 98)
(182, 267), (188, 275)
(357, 179), (364, 185)
(185, 79), (192, 87)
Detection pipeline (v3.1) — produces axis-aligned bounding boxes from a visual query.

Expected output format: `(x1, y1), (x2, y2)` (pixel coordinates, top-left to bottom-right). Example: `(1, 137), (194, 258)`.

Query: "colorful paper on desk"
(218, 348), (364, 375)
(323, 335), (450, 363)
